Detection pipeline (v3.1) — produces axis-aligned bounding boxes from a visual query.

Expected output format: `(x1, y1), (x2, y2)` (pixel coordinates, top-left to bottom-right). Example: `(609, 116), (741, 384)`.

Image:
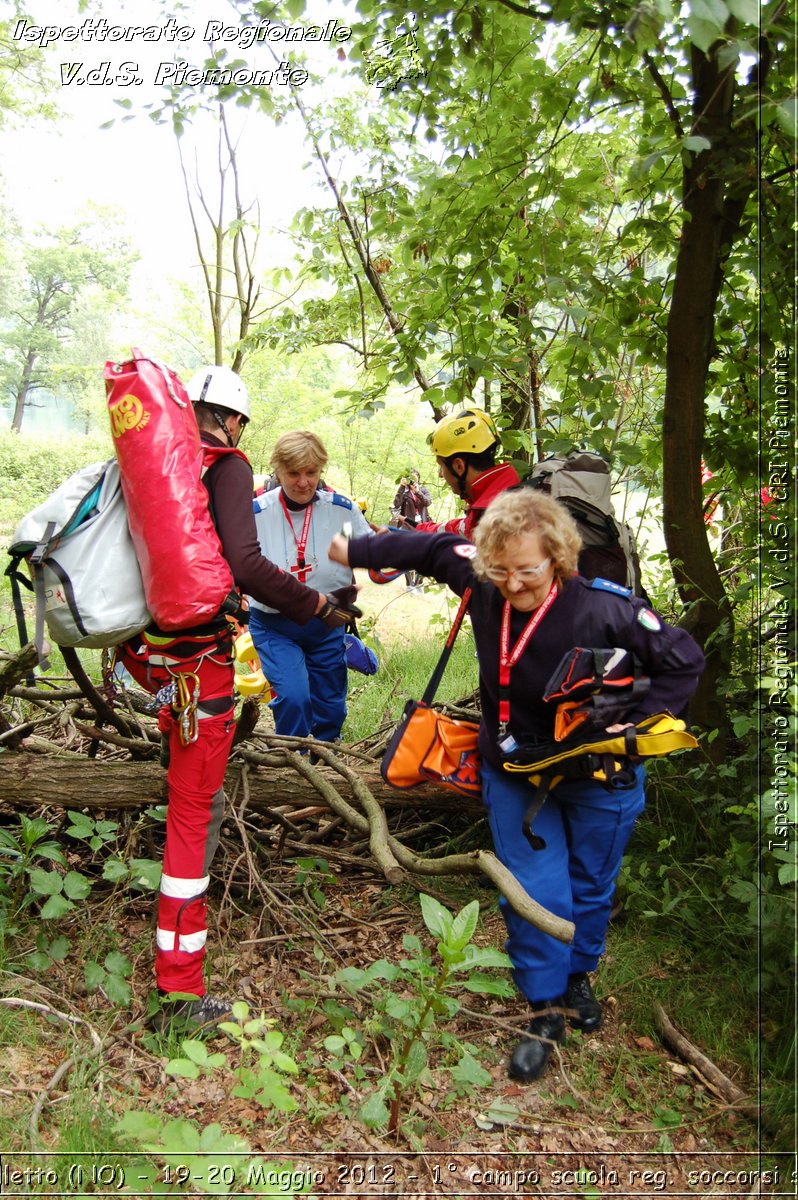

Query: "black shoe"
(508, 1007), (565, 1082)
(152, 992), (232, 1033)
(564, 972), (602, 1032)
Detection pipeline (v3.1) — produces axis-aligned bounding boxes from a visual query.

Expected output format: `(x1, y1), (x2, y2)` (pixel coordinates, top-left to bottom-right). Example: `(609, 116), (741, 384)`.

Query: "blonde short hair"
(473, 489), (582, 581)
(270, 431), (328, 475)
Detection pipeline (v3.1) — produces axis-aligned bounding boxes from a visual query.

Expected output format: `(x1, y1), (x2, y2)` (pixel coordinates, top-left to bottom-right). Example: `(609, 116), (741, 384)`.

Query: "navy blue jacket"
(347, 530), (704, 768)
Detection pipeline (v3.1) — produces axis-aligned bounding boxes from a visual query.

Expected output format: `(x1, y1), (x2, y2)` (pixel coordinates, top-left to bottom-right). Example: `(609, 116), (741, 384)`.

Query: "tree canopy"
(196, 0), (792, 730)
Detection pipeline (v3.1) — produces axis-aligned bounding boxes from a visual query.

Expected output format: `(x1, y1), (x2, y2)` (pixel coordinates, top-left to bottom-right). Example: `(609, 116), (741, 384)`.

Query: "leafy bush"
(0, 430), (113, 538)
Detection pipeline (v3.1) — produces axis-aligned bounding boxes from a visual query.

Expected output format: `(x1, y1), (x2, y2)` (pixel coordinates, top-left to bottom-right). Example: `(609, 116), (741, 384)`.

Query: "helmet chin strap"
(211, 408), (236, 446)
(450, 457), (469, 498)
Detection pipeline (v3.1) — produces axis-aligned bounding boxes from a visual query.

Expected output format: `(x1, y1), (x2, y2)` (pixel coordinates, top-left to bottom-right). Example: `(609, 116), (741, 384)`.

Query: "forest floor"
(0, 575), (780, 1198)
(8, 858), (773, 1199)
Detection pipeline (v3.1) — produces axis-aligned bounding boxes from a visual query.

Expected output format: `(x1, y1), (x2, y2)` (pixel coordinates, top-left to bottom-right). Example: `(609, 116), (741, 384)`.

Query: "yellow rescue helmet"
(430, 408), (500, 458)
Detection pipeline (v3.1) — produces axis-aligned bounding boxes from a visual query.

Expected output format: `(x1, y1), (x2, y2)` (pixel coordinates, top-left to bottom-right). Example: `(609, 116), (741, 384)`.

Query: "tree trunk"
(662, 45), (738, 738)
(12, 348), (38, 432)
(0, 753), (483, 816)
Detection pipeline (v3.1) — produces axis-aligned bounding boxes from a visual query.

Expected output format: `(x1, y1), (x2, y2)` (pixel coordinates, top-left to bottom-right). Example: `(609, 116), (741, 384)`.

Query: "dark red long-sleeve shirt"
(201, 433), (321, 623)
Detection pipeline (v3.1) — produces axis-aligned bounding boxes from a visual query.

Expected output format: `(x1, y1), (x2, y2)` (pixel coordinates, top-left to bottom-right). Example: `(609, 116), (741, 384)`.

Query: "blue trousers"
(481, 759), (646, 1003)
(248, 610), (348, 742)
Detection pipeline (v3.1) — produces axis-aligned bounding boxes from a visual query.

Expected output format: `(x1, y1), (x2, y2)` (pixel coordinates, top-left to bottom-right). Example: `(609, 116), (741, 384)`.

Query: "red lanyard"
(498, 581), (558, 729)
(279, 491), (314, 582)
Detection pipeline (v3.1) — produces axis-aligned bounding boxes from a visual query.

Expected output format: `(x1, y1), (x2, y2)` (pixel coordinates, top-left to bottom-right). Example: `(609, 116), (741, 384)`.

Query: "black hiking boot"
(508, 1005), (566, 1082)
(152, 992), (232, 1033)
(564, 972), (603, 1032)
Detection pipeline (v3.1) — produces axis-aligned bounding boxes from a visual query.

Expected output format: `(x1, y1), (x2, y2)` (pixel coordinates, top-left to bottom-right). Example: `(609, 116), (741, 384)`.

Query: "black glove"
(317, 586), (362, 629)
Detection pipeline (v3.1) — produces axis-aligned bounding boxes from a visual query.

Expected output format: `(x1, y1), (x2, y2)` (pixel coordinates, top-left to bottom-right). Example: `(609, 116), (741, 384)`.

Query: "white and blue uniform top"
(248, 488), (371, 616)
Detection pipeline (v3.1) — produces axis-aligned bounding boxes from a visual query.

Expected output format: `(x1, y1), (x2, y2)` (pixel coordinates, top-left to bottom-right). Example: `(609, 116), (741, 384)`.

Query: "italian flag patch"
(638, 609), (662, 632)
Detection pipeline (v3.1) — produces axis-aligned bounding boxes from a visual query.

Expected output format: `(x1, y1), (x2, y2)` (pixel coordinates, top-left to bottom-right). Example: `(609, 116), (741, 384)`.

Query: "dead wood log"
(0, 748), (572, 941)
(0, 643), (41, 700)
(0, 753), (480, 813)
(654, 1003), (756, 1113)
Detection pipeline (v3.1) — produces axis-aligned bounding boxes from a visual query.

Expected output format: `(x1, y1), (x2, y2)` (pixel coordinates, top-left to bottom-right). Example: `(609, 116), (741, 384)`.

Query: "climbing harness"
(500, 647), (699, 850)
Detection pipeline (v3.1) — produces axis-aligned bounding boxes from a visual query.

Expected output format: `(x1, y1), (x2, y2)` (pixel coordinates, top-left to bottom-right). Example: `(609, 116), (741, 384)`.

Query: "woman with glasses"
(328, 487), (704, 1082)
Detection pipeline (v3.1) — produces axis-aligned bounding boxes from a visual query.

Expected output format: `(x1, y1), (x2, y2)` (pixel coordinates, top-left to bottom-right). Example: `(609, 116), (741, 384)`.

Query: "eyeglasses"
(483, 557), (552, 584)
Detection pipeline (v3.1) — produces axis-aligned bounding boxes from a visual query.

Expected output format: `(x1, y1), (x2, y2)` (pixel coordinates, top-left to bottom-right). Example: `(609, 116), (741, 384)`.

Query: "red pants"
(120, 635), (235, 996)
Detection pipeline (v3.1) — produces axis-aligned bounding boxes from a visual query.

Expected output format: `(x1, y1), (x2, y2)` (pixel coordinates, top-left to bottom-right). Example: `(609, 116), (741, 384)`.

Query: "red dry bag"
(105, 350), (234, 630)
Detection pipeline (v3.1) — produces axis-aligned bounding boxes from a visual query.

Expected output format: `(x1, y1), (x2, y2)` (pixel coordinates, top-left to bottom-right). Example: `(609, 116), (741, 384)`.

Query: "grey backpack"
(524, 451), (645, 596)
(6, 459), (150, 662)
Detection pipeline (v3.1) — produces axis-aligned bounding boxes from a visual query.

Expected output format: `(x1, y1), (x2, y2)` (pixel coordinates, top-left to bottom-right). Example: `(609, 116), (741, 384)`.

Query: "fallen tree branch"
(275, 745), (573, 942)
(0, 996), (103, 1149)
(0, 642), (41, 699)
(653, 1003), (755, 1112)
(309, 743), (404, 884)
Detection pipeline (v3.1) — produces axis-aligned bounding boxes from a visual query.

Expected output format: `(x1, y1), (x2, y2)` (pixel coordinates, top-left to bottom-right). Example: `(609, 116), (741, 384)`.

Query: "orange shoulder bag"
(380, 590), (481, 797)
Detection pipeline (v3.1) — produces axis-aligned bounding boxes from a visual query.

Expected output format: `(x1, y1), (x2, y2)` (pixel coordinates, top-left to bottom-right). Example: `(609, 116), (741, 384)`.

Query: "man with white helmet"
(136, 365), (357, 1031)
(417, 408), (521, 541)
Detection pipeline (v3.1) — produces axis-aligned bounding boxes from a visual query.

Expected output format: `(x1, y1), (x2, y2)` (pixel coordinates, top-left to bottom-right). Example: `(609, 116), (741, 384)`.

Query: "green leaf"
(28, 868), (62, 896)
(687, 14), (725, 51)
(128, 858), (162, 890)
(725, 0), (758, 20)
(166, 1058), (202, 1079)
(462, 974), (515, 997)
(448, 899), (479, 950)
(181, 1039), (212, 1065)
(691, 0), (729, 25)
(250, 1068), (297, 1113)
(776, 99), (797, 139)
(39, 895), (74, 920)
(451, 1049), (493, 1087)
(419, 893), (453, 941)
(103, 974), (132, 1006)
(683, 135), (712, 153)
(85, 962), (106, 991)
(116, 1110), (162, 1140)
(359, 1090), (390, 1128)
(625, 1), (665, 50)
(403, 1037), (428, 1082)
(101, 858), (128, 883)
(270, 1049), (300, 1076)
(48, 936), (71, 961)
(104, 951), (132, 977)
(63, 871), (91, 900)
(475, 1100), (522, 1128)
(455, 945), (513, 971)
(65, 813), (94, 837)
(778, 861), (798, 886)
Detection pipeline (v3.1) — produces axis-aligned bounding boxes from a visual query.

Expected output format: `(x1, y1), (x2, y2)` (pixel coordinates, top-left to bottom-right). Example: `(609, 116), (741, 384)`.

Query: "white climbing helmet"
(186, 366), (251, 421)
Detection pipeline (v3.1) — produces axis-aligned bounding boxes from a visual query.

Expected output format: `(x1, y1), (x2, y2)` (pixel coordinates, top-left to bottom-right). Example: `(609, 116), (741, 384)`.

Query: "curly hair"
(270, 431), (328, 475)
(473, 489), (582, 581)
